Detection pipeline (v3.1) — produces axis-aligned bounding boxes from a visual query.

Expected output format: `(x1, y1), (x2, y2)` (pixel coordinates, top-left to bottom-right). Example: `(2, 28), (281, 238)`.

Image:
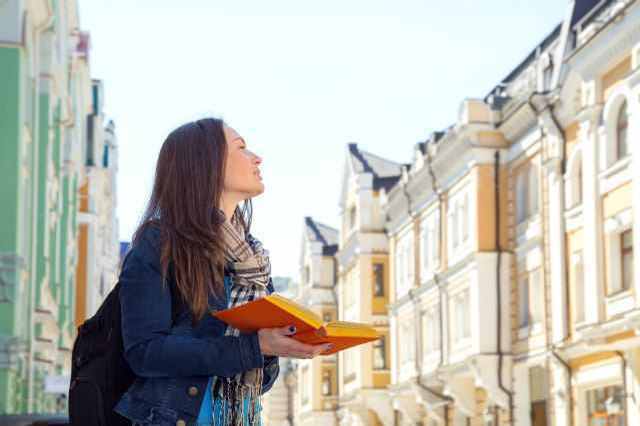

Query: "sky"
(78, 0), (568, 280)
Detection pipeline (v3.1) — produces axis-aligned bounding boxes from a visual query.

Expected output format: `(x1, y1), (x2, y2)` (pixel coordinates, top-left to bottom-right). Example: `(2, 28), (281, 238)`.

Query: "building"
(74, 80), (120, 329)
(381, 0), (640, 425)
(335, 144), (400, 425)
(297, 1), (640, 425)
(262, 276), (300, 425)
(0, 0), (118, 414)
(293, 217), (340, 425)
(383, 112), (511, 426)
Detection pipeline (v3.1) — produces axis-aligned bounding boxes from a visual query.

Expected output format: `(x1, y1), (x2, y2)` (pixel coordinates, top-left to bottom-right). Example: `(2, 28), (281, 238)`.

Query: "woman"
(114, 118), (331, 426)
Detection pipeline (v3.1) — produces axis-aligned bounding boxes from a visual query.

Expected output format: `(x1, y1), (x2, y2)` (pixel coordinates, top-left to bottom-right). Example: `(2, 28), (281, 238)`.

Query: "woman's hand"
(258, 325), (333, 359)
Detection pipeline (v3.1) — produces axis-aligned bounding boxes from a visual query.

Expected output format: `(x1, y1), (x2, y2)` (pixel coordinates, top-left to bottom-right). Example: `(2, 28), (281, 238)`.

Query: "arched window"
(616, 101), (628, 160)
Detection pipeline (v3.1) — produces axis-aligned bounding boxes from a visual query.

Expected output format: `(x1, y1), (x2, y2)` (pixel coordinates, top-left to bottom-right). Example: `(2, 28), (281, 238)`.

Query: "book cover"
(212, 293), (380, 355)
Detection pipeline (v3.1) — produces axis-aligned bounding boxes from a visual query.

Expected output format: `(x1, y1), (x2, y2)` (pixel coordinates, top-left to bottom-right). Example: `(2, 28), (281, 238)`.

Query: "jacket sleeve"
(260, 278), (280, 394)
(119, 251), (264, 378)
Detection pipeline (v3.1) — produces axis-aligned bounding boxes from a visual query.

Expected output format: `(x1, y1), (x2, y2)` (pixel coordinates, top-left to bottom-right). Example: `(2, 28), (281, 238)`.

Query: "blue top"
(195, 276), (232, 424)
(196, 276), (264, 425)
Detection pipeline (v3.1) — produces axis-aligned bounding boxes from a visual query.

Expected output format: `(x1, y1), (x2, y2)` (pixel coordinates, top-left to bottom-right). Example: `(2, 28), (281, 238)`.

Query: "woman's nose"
(253, 153), (263, 164)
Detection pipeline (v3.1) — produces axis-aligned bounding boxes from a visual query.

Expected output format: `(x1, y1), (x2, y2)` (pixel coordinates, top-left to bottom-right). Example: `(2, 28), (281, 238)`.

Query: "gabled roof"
(304, 217), (338, 256)
(347, 143), (403, 191)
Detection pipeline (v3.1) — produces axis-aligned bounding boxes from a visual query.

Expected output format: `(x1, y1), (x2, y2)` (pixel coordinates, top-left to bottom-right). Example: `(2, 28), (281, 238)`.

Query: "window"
(448, 189), (470, 258)
(519, 269), (543, 330)
(322, 369), (332, 396)
(572, 251), (585, 324)
(420, 210), (440, 279)
(452, 290), (470, 343)
(373, 335), (387, 370)
(395, 233), (414, 298)
(344, 269), (358, 309)
(348, 205), (357, 231)
(586, 385), (625, 426)
(343, 349), (357, 383)
(616, 101), (628, 160)
(567, 155), (583, 209)
(516, 162), (539, 224)
(399, 322), (416, 365)
(423, 307), (441, 354)
(304, 265), (310, 285)
(373, 263), (385, 297)
(621, 229), (633, 292)
(519, 275), (530, 328)
(322, 310), (333, 323)
(461, 193), (469, 242)
(529, 366), (548, 426)
(301, 366), (310, 405)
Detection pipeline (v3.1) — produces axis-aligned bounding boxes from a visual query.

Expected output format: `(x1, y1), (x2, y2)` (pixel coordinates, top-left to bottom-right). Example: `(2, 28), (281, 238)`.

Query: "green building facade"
(0, 0), (108, 414)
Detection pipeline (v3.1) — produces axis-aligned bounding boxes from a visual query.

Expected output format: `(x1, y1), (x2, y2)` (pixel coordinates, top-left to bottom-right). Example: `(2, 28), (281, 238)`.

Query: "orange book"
(212, 293), (380, 355)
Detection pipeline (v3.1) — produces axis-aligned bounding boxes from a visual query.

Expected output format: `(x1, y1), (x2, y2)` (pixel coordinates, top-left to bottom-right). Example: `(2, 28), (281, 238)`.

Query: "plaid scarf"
(209, 216), (270, 425)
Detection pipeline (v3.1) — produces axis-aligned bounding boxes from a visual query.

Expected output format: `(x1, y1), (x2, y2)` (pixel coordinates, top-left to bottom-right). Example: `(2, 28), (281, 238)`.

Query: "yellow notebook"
(212, 294), (380, 355)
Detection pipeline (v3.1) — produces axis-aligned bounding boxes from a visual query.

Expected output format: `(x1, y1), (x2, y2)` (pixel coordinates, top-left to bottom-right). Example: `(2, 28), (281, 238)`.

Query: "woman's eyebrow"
(233, 137), (246, 146)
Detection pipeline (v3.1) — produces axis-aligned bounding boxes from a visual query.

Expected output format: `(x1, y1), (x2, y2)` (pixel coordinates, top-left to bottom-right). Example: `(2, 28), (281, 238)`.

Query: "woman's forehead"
(223, 125), (242, 142)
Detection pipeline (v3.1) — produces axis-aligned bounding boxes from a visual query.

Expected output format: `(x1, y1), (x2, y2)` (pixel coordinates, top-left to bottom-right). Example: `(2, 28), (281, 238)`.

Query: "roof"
(304, 217), (339, 256)
(485, 23), (562, 101)
(570, 0), (612, 29)
(347, 143), (402, 191)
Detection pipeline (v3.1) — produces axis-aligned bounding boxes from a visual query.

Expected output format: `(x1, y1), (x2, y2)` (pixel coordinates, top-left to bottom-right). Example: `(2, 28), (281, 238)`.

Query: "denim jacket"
(114, 225), (279, 425)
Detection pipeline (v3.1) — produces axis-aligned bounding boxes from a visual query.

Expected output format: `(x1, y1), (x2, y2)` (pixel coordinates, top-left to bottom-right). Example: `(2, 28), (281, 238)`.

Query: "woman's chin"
(250, 183), (265, 197)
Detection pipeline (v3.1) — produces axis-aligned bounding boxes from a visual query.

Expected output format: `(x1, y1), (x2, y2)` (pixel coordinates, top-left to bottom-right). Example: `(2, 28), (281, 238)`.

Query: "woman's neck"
(220, 195), (240, 222)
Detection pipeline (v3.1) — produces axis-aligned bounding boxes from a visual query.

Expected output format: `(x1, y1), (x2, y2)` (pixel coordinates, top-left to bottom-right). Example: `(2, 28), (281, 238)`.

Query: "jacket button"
(176, 420), (186, 426)
(188, 386), (199, 397)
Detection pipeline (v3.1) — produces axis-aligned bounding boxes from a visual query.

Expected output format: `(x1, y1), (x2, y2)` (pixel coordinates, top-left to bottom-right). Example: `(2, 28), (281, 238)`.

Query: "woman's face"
(222, 125), (264, 200)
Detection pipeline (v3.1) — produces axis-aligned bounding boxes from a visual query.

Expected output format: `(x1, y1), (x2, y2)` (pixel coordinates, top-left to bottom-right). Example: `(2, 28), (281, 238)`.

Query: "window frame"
(420, 209), (441, 281)
(321, 369), (333, 396)
(620, 229), (633, 292)
(616, 101), (628, 161)
(516, 160), (540, 225)
(372, 334), (388, 370)
(373, 262), (385, 297)
(423, 306), (441, 354)
(451, 289), (471, 344)
(518, 268), (543, 332)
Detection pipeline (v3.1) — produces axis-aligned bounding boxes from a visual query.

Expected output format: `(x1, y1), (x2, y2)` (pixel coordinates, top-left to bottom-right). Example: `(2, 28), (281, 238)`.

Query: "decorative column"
(541, 119), (568, 344)
(578, 100), (605, 325)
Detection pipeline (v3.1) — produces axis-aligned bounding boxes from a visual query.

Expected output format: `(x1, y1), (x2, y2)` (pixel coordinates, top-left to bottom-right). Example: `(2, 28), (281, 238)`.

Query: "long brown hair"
(132, 118), (253, 322)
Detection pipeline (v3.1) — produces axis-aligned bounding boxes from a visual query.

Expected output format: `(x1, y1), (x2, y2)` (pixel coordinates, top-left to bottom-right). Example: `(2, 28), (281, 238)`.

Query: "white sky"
(79, 0), (567, 280)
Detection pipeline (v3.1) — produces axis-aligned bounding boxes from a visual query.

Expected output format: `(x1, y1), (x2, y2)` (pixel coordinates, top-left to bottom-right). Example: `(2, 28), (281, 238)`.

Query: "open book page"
(322, 321), (379, 338)
(265, 294), (324, 329)
(212, 294), (323, 333)
(292, 321), (380, 355)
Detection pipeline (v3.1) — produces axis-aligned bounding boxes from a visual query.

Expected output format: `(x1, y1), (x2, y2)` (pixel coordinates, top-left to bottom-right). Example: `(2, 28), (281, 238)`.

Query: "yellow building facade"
(334, 144), (399, 425)
(294, 1), (640, 425)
